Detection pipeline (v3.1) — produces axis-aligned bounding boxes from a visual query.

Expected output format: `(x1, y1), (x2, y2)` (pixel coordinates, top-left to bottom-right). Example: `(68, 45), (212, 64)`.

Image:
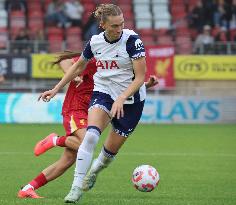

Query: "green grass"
(0, 124), (236, 205)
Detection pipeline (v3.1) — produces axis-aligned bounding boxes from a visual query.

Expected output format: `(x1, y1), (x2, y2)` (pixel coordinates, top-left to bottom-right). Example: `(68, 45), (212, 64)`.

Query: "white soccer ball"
(132, 165), (160, 192)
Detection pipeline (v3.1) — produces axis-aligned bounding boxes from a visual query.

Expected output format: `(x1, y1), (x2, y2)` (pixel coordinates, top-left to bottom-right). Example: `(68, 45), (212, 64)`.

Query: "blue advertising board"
(0, 93), (235, 123)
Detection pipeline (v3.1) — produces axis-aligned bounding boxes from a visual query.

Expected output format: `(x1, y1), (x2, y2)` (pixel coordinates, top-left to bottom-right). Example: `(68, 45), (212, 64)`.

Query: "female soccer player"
(17, 51), (97, 198)
(18, 51), (157, 199)
(38, 4), (154, 203)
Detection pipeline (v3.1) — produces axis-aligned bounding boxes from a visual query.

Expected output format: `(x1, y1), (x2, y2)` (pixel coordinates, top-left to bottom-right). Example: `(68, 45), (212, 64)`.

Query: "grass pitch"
(0, 124), (235, 205)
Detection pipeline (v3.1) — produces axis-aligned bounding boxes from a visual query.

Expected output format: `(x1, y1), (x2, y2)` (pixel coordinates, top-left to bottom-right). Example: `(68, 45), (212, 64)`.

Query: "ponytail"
(52, 50), (82, 66)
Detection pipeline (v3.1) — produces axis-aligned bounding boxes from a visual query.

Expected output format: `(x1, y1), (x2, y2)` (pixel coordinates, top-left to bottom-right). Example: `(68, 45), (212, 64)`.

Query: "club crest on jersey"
(96, 60), (120, 70)
(135, 39), (144, 51)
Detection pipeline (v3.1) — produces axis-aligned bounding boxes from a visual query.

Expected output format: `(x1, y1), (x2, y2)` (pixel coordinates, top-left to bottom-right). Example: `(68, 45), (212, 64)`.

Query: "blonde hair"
(94, 4), (122, 23)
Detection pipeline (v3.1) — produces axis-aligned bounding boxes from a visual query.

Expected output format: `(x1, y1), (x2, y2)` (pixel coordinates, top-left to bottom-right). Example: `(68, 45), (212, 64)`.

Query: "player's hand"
(38, 87), (59, 102)
(145, 75), (158, 89)
(111, 95), (126, 119)
(74, 76), (83, 87)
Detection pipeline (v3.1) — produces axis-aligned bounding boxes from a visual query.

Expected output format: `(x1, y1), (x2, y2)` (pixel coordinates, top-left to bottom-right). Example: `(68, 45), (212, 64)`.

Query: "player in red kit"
(17, 51), (97, 199)
(34, 55), (97, 156)
(17, 51), (158, 199)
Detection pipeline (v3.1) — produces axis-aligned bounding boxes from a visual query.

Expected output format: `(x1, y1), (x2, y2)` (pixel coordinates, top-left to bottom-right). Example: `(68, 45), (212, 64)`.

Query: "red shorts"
(62, 109), (88, 136)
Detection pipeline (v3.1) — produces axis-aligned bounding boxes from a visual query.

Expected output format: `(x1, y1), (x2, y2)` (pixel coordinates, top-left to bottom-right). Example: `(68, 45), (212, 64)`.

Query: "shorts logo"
(135, 39), (144, 51)
(93, 99), (97, 105)
(80, 119), (85, 125)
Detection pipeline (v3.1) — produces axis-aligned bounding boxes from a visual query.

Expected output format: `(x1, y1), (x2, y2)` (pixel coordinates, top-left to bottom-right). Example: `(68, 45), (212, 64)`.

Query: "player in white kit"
(38, 4), (148, 203)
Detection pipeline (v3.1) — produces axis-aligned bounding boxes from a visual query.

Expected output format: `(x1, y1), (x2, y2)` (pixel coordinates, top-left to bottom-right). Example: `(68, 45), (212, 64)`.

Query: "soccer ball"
(132, 165), (160, 192)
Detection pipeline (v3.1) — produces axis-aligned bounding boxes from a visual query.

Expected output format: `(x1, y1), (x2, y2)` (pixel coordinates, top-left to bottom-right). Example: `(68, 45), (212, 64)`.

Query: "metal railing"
(1, 40), (236, 55)
(194, 42), (236, 55)
(1, 40), (236, 94)
(0, 40), (65, 54)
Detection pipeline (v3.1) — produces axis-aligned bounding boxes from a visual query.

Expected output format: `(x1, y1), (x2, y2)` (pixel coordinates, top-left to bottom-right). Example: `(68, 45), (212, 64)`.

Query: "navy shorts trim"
(89, 91), (144, 137)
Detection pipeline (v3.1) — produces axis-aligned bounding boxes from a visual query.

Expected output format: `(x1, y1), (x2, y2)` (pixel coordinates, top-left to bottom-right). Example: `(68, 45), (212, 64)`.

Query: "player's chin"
(114, 33), (121, 38)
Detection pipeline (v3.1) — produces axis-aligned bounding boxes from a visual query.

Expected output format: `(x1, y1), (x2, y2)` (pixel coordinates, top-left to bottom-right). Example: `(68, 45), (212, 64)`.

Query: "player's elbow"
(135, 74), (145, 87)
(133, 58), (146, 85)
(136, 67), (146, 84)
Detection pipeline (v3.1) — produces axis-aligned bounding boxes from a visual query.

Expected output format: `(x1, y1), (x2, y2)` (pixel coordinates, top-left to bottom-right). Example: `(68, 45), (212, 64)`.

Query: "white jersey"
(82, 29), (146, 104)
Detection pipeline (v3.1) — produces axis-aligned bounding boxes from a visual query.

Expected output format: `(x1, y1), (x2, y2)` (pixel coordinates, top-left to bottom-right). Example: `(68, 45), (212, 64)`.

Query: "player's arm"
(121, 57), (146, 98)
(145, 75), (158, 89)
(59, 59), (73, 73)
(111, 57), (146, 119)
(59, 58), (83, 85)
(54, 57), (86, 90)
(39, 41), (93, 102)
(38, 57), (87, 102)
(111, 35), (146, 118)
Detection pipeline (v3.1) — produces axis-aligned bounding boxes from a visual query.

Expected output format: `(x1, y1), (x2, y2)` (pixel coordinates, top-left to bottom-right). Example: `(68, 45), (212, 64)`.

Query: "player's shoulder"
(123, 29), (138, 36)
(123, 29), (142, 44)
(90, 31), (104, 43)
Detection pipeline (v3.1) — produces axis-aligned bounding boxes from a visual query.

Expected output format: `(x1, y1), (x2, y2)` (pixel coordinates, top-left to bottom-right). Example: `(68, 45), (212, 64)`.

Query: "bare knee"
(73, 128), (86, 142)
(66, 136), (80, 150)
(65, 128), (86, 150)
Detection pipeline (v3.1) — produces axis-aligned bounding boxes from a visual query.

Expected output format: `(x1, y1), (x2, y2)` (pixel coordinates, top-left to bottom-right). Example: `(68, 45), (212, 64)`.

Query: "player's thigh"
(103, 129), (127, 153)
(88, 107), (110, 132)
(72, 128), (86, 143)
(65, 135), (81, 150)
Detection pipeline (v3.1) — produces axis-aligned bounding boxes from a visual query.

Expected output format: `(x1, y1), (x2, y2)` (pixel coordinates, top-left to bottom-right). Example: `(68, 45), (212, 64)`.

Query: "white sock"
(71, 127), (100, 188)
(72, 148), (93, 188)
(22, 184), (34, 191)
(90, 146), (116, 174)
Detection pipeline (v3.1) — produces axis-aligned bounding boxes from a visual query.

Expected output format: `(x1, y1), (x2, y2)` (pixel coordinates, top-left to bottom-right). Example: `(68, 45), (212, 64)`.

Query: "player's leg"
(82, 130), (126, 191)
(40, 129), (86, 182)
(34, 112), (86, 156)
(83, 101), (145, 191)
(18, 147), (76, 199)
(34, 133), (78, 156)
(18, 128), (86, 199)
(64, 107), (110, 203)
(42, 147), (76, 181)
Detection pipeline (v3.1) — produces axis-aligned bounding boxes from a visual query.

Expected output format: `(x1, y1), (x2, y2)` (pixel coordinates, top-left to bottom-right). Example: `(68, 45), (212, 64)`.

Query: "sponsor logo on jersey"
(96, 60), (120, 69)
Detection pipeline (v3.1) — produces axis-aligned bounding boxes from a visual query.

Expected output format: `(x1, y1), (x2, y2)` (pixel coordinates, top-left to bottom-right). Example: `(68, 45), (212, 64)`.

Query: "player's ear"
(100, 21), (106, 30)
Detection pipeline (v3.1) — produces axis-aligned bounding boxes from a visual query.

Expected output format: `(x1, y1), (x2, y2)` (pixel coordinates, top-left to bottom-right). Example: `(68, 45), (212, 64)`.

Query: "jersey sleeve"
(81, 41), (94, 60)
(126, 35), (146, 60)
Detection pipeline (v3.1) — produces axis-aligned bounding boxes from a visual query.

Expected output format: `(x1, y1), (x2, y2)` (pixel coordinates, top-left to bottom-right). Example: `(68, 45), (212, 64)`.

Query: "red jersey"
(62, 57), (97, 114)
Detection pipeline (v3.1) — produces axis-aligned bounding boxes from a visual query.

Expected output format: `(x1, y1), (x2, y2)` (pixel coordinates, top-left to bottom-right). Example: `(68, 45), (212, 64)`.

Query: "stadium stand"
(0, 0), (236, 93)
(0, 0), (235, 54)
(66, 27), (83, 50)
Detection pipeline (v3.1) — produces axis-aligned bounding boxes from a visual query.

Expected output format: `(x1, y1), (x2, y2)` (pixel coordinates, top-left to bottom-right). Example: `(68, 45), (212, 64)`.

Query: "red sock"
(56, 136), (67, 147)
(29, 173), (47, 190)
